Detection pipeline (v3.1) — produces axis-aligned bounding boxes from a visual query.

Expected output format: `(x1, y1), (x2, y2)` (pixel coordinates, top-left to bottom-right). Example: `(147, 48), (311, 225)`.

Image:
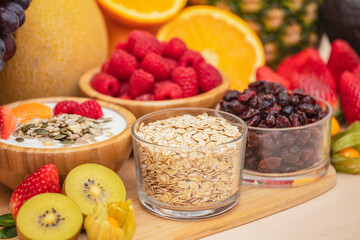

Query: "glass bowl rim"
(131, 107), (248, 150)
(216, 96), (333, 132)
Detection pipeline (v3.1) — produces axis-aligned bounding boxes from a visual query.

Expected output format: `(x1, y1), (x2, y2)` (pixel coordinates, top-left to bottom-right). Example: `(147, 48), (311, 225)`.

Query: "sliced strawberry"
(291, 72), (339, 111)
(328, 39), (360, 83)
(339, 71), (360, 124)
(256, 66), (291, 89)
(352, 63), (360, 79)
(9, 164), (60, 220)
(277, 48), (321, 80)
(0, 106), (18, 140)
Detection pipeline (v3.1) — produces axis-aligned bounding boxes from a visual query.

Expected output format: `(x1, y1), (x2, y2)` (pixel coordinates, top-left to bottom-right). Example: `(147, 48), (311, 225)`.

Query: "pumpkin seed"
(60, 139), (74, 145)
(41, 124), (48, 128)
(34, 129), (48, 135)
(15, 138), (24, 143)
(76, 117), (86, 123)
(53, 134), (66, 140)
(22, 124), (35, 132)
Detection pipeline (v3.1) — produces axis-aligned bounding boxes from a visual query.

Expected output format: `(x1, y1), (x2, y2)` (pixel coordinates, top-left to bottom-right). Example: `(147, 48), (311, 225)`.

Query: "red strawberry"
(163, 38), (187, 60)
(291, 72), (339, 110)
(171, 66), (198, 98)
(9, 164), (60, 219)
(0, 106), (17, 140)
(277, 48), (321, 80)
(91, 73), (120, 96)
(328, 39), (360, 82)
(135, 94), (155, 101)
(126, 30), (152, 53)
(132, 36), (163, 60)
(154, 81), (183, 100)
(73, 100), (103, 119)
(107, 50), (138, 80)
(195, 62), (222, 92)
(53, 101), (80, 115)
(178, 50), (205, 68)
(128, 69), (155, 97)
(256, 66), (291, 89)
(339, 71), (360, 123)
(140, 52), (169, 79)
(351, 63), (360, 79)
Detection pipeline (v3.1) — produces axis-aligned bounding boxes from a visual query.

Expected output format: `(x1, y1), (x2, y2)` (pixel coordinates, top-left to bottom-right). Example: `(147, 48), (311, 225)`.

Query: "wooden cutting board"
(0, 159), (336, 240)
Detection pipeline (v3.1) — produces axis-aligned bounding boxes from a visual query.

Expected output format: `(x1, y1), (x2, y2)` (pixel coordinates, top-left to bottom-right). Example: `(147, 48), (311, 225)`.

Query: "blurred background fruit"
(97, 0), (187, 27)
(189, 0), (323, 68)
(0, 0), (108, 105)
(320, 0), (360, 55)
(157, 5), (265, 91)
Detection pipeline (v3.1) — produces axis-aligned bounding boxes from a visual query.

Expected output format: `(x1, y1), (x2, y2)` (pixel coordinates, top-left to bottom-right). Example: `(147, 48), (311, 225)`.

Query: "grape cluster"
(0, 0), (31, 71)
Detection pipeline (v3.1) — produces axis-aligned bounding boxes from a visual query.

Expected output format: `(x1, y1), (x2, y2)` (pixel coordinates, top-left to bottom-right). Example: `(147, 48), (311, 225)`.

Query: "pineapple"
(189, 0), (323, 68)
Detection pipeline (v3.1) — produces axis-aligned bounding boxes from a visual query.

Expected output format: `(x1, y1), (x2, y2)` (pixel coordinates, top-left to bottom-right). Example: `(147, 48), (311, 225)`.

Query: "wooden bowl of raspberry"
(79, 30), (230, 118)
(0, 97), (135, 190)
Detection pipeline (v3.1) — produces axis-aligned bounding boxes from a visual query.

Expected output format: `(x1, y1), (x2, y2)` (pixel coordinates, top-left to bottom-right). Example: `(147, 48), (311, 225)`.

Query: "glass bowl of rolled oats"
(131, 108), (248, 220)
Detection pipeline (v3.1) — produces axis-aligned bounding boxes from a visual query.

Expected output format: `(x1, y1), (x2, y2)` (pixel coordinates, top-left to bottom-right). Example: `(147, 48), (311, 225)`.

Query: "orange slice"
(157, 5), (265, 91)
(97, 0), (187, 26)
(12, 102), (52, 123)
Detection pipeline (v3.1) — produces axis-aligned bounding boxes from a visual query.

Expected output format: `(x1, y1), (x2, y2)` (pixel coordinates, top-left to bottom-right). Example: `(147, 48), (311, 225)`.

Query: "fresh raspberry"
(73, 100), (103, 119)
(164, 58), (177, 72)
(171, 66), (198, 97)
(128, 69), (155, 97)
(339, 71), (360, 124)
(91, 73), (120, 96)
(195, 62), (223, 92)
(256, 66), (291, 89)
(140, 52), (170, 79)
(107, 50), (138, 80)
(163, 38), (187, 60)
(328, 39), (360, 82)
(132, 36), (163, 60)
(101, 60), (110, 73)
(115, 81), (129, 97)
(352, 63), (360, 78)
(135, 93), (155, 101)
(126, 30), (152, 53)
(118, 94), (132, 100)
(115, 41), (128, 52)
(178, 50), (205, 68)
(53, 101), (80, 115)
(154, 80), (183, 100)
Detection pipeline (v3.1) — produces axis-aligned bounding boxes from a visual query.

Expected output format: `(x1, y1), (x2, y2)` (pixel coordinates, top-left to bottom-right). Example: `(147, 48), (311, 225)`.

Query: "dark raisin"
(271, 82), (286, 95)
(301, 95), (316, 104)
(258, 94), (276, 109)
(239, 108), (260, 119)
(276, 115), (292, 128)
(246, 115), (261, 126)
(297, 129), (311, 146)
(292, 88), (306, 98)
(317, 110), (328, 120)
(238, 90), (256, 102)
(248, 80), (271, 94)
(223, 90), (241, 101)
(299, 103), (315, 116)
(265, 114), (276, 127)
(298, 112), (307, 125)
(300, 147), (315, 163)
(258, 157), (281, 171)
(290, 94), (300, 106)
(289, 113), (301, 127)
(278, 91), (290, 106)
(227, 100), (247, 115)
(248, 97), (258, 108)
(267, 103), (281, 115)
(282, 105), (294, 116)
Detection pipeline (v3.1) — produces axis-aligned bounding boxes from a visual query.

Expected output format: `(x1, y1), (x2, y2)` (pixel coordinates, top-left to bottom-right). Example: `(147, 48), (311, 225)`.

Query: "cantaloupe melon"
(0, 0), (108, 104)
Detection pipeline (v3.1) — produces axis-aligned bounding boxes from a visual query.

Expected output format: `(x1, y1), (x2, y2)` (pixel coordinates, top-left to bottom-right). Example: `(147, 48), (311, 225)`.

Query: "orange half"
(12, 102), (52, 123)
(97, 0), (187, 26)
(157, 5), (265, 91)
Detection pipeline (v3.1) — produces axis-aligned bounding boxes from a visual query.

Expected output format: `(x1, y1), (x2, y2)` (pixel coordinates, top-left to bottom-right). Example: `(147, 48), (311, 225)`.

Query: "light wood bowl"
(0, 97), (136, 190)
(79, 67), (230, 118)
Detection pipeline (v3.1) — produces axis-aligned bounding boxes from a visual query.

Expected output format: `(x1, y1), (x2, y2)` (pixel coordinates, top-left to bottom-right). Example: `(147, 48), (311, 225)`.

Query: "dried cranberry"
(246, 115), (261, 126)
(259, 157), (281, 171)
(271, 82), (286, 95)
(278, 91), (290, 106)
(238, 90), (256, 102)
(299, 103), (315, 116)
(317, 110), (328, 120)
(290, 94), (300, 106)
(265, 114), (276, 127)
(289, 113), (301, 127)
(301, 95), (316, 104)
(248, 80), (271, 94)
(227, 100), (247, 115)
(258, 94), (276, 109)
(223, 90), (241, 101)
(276, 115), (292, 128)
(282, 105), (294, 116)
(248, 97), (258, 108)
(292, 88), (306, 98)
(239, 108), (260, 119)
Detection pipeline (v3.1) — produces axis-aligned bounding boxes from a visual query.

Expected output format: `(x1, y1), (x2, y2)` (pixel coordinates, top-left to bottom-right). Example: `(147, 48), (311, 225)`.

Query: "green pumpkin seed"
(53, 134), (66, 140)
(41, 124), (48, 128)
(22, 124), (35, 132)
(34, 129), (48, 135)
(15, 138), (24, 143)
(76, 117), (86, 123)
(61, 139), (74, 145)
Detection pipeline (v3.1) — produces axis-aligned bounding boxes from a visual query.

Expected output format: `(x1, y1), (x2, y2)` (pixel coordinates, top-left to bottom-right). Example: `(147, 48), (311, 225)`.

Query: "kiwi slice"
(16, 193), (82, 240)
(63, 163), (126, 216)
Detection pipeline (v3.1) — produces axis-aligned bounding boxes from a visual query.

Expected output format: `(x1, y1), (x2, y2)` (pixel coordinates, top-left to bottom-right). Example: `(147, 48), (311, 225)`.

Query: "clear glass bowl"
(131, 108), (248, 220)
(242, 98), (332, 187)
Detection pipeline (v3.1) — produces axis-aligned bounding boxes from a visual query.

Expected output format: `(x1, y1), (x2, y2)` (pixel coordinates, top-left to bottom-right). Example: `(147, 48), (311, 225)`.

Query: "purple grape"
(1, 34), (16, 61)
(0, 8), (19, 35)
(0, 55), (3, 71)
(0, 38), (4, 56)
(2, 2), (25, 26)
(10, 0), (31, 10)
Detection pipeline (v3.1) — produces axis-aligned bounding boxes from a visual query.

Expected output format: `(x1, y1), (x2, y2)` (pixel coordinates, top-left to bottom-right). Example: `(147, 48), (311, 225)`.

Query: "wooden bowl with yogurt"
(0, 97), (136, 190)
(79, 67), (230, 118)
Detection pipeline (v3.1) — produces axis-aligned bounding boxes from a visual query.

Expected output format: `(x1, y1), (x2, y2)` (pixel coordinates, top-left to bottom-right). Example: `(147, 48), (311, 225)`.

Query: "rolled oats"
(134, 113), (244, 207)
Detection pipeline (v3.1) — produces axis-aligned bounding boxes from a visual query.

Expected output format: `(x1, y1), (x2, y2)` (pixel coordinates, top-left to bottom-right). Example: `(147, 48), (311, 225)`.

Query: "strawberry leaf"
(0, 226), (17, 239)
(0, 214), (15, 227)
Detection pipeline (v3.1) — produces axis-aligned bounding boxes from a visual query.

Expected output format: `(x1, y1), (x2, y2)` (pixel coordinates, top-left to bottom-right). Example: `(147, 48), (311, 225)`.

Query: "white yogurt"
(0, 103), (127, 148)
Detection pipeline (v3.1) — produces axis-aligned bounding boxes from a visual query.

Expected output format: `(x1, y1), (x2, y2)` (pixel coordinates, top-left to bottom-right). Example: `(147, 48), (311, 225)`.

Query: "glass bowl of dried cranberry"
(218, 80), (332, 187)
